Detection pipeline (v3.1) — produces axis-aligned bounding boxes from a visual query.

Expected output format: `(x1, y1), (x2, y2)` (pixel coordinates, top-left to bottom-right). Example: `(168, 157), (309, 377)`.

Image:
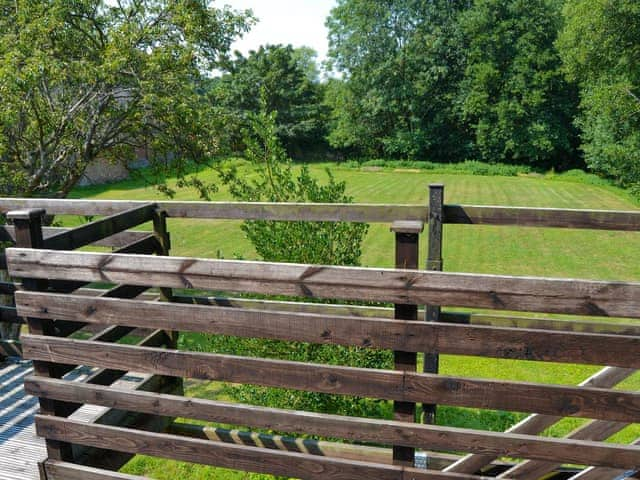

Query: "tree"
(326, 0), (471, 161)
(210, 44), (328, 157)
(0, 0), (252, 197)
(457, 0), (579, 166)
(215, 104), (387, 418)
(557, 0), (640, 190)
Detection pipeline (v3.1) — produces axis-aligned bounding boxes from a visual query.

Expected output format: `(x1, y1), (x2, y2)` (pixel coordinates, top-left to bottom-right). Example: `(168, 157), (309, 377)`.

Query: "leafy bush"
(216, 105), (391, 418)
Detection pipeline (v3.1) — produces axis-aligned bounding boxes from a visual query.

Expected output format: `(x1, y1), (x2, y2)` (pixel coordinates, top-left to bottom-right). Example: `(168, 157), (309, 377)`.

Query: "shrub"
(216, 105), (391, 418)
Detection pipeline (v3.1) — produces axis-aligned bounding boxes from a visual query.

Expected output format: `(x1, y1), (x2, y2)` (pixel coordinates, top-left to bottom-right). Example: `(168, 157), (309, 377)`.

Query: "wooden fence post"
(152, 208), (183, 396)
(390, 220), (423, 467)
(424, 184), (444, 427)
(8, 209), (75, 463)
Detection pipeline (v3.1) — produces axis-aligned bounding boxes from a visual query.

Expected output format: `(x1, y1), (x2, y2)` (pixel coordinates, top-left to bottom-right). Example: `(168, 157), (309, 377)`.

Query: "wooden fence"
(0, 204), (161, 359)
(0, 187), (639, 479)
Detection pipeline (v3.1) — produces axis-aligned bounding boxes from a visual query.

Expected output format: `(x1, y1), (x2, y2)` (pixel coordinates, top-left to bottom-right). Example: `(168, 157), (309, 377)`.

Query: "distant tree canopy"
(2, 0), (639, 196)
(326, 0), (470, 161)
(457, 0), (578, 167)
(325, 0), (580, 167)
(210, 44), (328, 157)
(557, 0), (640, 190)
(0, 0), (252, 197)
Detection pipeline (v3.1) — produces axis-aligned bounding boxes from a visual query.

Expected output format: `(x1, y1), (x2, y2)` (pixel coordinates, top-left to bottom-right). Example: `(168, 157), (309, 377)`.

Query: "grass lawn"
(66, 162), (640, 478)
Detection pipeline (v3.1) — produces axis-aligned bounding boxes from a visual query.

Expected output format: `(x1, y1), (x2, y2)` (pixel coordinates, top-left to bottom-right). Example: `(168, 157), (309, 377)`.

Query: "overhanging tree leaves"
(0, 0), (252, 197)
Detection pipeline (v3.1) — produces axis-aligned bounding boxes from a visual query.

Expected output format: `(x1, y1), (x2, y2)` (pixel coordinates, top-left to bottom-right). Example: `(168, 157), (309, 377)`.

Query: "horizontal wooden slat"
(169, 423), (481, 472)
(113, 234), (159, 255)
(169, 422), (395, 466)
(17, 292), (640, 368)
(45, 461), (151, 480)
(569, 438), (640, 480)
(21, 335), (640, 422)
(0, 198), (427, 222)
(8, 249), (640, 318)
(172, 295), (640, 336)
(25, 377), (640, 469)
(0, 225), (151, 248)
(43, 204), (156, 251)
(444, 204), (640, 230)
(1, 198), (638, 229)
(498, 418), (629, 479)
(35, 417), (495, 480)
(443, 312), (640, 336)
(444, 366), (635, 474)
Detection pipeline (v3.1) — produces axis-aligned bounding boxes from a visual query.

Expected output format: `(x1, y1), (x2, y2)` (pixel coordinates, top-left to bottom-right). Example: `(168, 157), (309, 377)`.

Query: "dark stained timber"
(43, 204), (156, 251)
(0, 199), (427, 223)
(444, 204), (640, 230)
(169, 295), (640, 336)
(1, 198), (639, 229)
(0, 225), (151, 248)
(25, 378), (640, 469)
(8, 248), (640, 318)
(45, 461), (152, 480)
(20, 335), (640, 422)
(30, 417), (571, 480)
(15, 291), (640, 368)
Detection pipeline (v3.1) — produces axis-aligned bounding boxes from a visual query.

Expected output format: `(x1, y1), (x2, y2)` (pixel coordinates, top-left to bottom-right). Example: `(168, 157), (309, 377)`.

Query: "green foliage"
(557, 0), (640, 191)
(216, 106), (387, 417)
(210, 44), (328, 157)
(325, 0), (583, 168)
(326, 0), (471, 161)
(204, 333), (392, 420)
(218, 105), (368, 265)
(457, 0), (579, 166)
(0, 0), (252, 197)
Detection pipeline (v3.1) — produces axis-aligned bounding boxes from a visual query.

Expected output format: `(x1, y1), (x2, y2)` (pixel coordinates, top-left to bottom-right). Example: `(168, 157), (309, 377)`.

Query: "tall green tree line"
(325, 0), (580, 167)
(558, 0), (640, 191)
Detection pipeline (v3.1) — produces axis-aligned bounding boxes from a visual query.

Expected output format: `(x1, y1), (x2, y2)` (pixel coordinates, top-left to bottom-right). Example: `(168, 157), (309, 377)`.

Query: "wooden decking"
(0, 357), (146, 480)
(0, 358), (43, 480)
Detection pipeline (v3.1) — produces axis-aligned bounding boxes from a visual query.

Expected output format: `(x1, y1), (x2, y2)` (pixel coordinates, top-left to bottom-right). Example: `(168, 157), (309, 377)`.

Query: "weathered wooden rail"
(0, 189), (639, 479)
(0, 204), (159, 359)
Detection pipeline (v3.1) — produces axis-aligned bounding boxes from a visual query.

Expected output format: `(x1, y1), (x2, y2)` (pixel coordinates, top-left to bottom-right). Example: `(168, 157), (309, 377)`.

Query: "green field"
(68, 163), (640, 479)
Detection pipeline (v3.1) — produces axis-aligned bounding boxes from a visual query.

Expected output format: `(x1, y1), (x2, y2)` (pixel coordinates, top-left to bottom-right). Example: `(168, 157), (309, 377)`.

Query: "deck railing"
(1, 187), (639, 479)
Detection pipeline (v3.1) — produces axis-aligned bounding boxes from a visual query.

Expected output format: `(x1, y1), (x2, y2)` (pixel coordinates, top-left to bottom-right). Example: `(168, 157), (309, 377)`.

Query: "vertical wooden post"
(152, 208), (183, 395)
(390, 220), (423, 467)
(152, 208), (173, 303)
(8, 209), (74, 463)
(424, 184), (444, 426)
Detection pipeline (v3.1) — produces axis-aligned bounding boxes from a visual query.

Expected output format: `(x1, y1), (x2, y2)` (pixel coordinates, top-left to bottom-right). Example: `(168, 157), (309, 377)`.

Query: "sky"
(221, 1), (337, 64)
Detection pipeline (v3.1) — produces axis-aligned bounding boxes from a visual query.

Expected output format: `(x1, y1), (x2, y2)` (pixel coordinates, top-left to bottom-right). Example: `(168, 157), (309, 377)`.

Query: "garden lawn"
(66, 163), (640, 479)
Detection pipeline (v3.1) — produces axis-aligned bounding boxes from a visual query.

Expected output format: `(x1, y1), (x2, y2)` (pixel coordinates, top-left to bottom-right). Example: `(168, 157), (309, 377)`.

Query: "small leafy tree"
(216, 105), (392, 418)
(218, 106), (367, 266)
